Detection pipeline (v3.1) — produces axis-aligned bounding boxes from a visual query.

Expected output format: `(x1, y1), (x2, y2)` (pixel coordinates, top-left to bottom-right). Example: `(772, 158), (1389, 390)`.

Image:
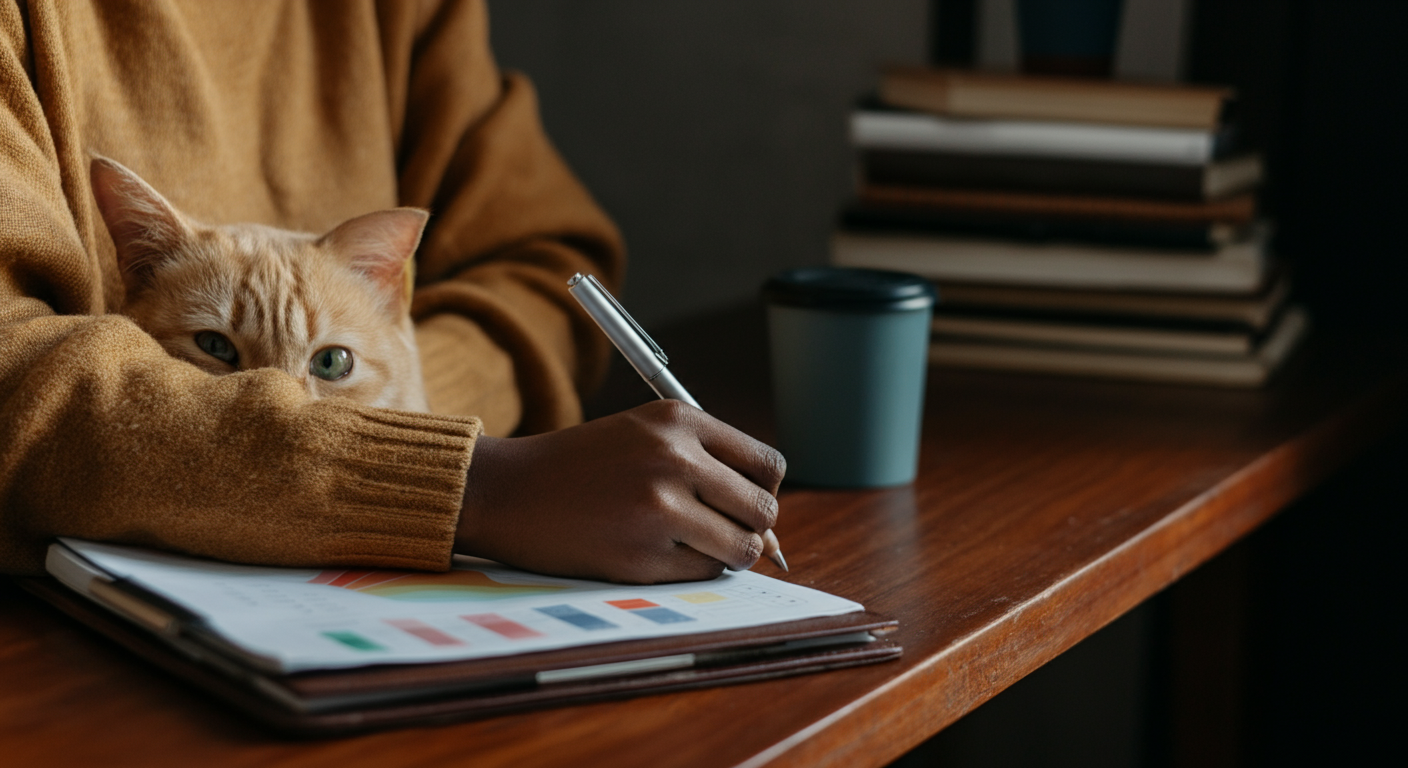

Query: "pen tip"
(770, 549), (789, 572)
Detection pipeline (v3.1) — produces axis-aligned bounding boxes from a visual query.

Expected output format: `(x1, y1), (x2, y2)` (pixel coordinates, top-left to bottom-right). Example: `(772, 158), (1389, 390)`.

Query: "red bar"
(606, 599), (658, 610)
(462, 613), (543, 640)
(384, 619), (464, 647)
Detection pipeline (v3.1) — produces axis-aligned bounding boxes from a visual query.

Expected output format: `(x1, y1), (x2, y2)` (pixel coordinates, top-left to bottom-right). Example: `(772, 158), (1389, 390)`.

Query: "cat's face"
(91, 157), (430, 412)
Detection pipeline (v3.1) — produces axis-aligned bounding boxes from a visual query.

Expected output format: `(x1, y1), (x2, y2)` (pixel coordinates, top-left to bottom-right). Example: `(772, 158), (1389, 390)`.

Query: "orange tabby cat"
(91, 156), (430, 411)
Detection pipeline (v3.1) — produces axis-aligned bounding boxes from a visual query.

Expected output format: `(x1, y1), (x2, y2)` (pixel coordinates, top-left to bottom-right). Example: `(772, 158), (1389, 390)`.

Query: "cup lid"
(762, 267), (937, 311)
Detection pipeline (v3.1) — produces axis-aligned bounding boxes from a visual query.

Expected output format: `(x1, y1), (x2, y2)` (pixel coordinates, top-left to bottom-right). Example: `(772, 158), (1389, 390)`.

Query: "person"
(0, 0), (783, 584)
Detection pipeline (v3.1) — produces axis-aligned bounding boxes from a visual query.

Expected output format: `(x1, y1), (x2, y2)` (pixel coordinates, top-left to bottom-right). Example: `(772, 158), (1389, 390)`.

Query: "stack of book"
(832, 67), (1306, 387)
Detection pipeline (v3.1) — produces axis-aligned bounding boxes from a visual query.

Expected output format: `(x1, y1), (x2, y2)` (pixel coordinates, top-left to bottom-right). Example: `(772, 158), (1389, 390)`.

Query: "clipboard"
(22, 543), (901, 735)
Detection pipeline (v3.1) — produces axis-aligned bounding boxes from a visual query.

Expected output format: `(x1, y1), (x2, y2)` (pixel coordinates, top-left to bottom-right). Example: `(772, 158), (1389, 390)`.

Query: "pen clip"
(586, 274), (669, 365)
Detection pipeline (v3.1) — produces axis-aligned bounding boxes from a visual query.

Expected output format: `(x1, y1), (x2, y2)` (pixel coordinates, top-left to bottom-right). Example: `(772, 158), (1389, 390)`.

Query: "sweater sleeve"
(0, 4), (476, 576)
(377, 0), (626, 437)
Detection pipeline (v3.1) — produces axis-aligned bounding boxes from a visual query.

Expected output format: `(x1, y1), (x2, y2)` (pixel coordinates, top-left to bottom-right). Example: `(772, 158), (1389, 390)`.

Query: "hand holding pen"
(568, 274), (788, 572)
(450, 274), (788, 584)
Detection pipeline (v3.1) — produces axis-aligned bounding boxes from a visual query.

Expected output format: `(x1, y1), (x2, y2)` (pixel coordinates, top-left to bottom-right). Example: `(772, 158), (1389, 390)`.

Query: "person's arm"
(0, 4), (474, 576)
(378, 0), (623, 438)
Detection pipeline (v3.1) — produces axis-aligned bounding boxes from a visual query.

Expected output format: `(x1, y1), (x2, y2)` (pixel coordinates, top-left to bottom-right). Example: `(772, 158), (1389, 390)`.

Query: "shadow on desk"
(890, 430), (1406, 768)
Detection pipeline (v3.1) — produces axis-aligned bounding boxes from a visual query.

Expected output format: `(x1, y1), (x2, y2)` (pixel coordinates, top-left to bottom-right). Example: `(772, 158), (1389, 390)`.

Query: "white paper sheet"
(60, 539), (863, 673)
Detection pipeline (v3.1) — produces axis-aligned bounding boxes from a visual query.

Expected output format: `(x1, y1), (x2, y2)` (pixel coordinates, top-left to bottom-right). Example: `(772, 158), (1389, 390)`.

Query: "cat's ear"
(90, 155), (194, 294)
(318, 208), (429, 311)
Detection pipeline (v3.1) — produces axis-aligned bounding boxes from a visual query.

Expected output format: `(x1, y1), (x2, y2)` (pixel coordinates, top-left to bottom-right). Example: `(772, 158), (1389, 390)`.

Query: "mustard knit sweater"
(0, 0), (624, 575)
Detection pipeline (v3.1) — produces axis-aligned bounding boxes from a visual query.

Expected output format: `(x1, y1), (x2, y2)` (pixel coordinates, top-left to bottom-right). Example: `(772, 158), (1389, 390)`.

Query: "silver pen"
(567, 273), (701, 408)
(567, 273), (787, 571)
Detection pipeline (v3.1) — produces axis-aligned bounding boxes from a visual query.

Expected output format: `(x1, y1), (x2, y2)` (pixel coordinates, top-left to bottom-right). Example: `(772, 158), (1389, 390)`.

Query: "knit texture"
(0, 0), (624, 575)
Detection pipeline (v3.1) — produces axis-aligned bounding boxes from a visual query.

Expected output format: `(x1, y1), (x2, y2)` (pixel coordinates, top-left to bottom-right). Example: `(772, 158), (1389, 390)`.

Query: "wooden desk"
(2, 305), (1404, 767)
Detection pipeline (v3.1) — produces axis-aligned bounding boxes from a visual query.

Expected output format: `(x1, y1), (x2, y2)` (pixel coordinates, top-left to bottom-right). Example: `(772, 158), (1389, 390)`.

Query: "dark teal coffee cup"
(763, 268), (937, 488)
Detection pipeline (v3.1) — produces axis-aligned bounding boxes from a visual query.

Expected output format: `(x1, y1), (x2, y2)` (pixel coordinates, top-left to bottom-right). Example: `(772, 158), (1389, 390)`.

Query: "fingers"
(598, 538), (725, 585)
(693, 460), (779, 535)
(647, 402), (784, 574)
(686, 408), (787, 494)
(658, 544), (729, 583)
(670, 496), (766, 572)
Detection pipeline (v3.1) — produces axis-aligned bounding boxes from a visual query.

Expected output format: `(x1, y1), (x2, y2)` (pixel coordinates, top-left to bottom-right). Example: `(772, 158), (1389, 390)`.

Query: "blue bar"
(536, 604), (617, 631)
(632, 607), (696, 625)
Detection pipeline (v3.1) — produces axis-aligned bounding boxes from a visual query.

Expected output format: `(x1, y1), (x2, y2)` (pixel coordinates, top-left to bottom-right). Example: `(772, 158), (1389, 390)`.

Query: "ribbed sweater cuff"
(316, 407), (480, 572)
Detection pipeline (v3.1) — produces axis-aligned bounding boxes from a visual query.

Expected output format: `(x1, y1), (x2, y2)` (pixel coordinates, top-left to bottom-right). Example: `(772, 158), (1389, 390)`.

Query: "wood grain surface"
(2, 303), (1403, 768)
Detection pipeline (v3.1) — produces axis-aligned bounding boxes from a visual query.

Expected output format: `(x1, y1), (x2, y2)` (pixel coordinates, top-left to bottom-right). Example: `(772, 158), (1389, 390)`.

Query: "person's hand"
(455, 400), (785, 583)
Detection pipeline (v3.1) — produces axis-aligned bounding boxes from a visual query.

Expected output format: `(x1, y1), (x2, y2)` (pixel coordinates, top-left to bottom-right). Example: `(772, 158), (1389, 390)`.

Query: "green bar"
(322, 630), (385, 651)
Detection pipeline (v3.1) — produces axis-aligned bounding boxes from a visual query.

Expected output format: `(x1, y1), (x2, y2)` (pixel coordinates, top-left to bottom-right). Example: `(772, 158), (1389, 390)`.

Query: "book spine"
(861, 150), (1209, 201)
(928, 314), (1255, 356)
(839, 206), (1220, 250)
(926, 340), (1271, 387)
(858, 184), (1257, 226)
(879, 67), (1231, 130)
(850, 111), (1216, 165)
(931, 276), (1289, 330)
(930, 304), (1263, 337)
(831, 232), (1267, 294)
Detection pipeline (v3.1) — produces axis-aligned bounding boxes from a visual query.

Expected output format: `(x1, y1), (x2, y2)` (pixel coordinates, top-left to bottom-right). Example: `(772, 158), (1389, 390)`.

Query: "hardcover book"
(840, 204), (1248, 251)
(930, 306), (1287, 357)
(927, 306), (1309, 388)
(832, 225), (1271, 294)
(857, 184), (1257, 226)
(860, 150), (1262, 202)
(930, 276), (1291, 330)
(878, 66), (1233, 130)
(851, 109), (1233, 165)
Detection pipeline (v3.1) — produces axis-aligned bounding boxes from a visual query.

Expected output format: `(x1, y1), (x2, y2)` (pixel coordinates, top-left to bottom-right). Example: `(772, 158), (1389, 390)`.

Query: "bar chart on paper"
(60, 539), (864, 673)
(307, 568), (570, 601)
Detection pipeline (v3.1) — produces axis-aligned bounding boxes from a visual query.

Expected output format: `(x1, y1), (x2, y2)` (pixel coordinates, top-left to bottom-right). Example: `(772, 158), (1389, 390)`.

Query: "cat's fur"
(91, 156), (430, 411)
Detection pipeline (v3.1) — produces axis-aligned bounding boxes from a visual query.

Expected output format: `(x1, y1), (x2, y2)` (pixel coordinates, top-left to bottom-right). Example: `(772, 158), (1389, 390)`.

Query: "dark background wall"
(489, 0), (927, 326)
(1183, 0), (1408, 334)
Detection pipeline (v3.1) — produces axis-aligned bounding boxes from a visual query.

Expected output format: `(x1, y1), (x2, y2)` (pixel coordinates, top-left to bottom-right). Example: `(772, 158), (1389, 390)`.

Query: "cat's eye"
(310, 347), (354, 381)
(194, 331), (238, 365)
